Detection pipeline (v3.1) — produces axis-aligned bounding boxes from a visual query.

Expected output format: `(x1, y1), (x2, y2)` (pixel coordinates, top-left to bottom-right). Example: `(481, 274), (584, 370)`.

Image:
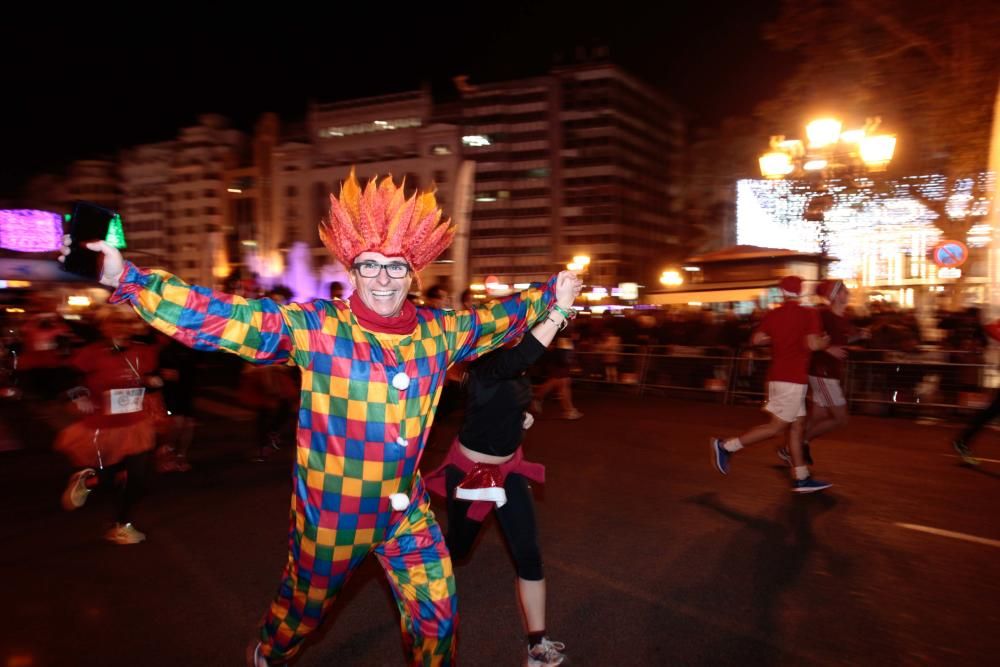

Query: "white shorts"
(808, 376), (847, 408)
(764, 381), (808, 422)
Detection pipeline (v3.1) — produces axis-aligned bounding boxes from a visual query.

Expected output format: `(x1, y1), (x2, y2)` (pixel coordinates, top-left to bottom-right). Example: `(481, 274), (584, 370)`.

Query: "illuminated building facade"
(737, 174), (994, 307)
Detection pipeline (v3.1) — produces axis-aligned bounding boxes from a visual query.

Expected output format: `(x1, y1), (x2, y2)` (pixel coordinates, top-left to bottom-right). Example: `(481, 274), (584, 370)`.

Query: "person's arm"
(806, 308), (830, 351)
(807, 332), (830, 351)
(446, 270), (581, 364)
(750, 312), (771, 346)
(65, 241), (300, 364)
(470, 334), (547, 386)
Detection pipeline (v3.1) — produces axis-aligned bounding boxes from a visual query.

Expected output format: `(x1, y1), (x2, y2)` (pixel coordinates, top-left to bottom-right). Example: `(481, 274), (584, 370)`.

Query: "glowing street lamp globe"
(659, 269), (683, 287)
(806, 118), (843, 148)
(859, 134), (897, 171)
(759, 152), (794, 179)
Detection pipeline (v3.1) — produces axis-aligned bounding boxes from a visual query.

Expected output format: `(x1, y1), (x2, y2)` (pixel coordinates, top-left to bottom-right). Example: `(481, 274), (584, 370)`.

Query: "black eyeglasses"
(352, 261), (411, 279)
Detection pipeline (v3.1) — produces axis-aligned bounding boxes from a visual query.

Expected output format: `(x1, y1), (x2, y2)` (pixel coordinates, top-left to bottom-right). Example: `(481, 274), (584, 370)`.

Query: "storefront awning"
(646, 280), (780, 305)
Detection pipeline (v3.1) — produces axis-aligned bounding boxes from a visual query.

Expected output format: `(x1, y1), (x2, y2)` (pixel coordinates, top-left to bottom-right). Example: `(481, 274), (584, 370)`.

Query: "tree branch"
(848, 0), (947, 70)
(869, 42), (924, 61)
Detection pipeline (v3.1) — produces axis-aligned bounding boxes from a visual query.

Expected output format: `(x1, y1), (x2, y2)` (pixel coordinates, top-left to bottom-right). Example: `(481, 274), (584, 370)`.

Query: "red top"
(810, 307), (853, 380)
(71, 341), (159, 428)
(19, 317), (71, 369)
(986, 319), (1000, 343)
(757, 301), (821, 384)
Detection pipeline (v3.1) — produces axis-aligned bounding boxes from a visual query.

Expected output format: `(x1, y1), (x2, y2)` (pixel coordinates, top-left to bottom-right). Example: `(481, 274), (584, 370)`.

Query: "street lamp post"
(759, 117), (896, 180)
(759, 116), (897, 278)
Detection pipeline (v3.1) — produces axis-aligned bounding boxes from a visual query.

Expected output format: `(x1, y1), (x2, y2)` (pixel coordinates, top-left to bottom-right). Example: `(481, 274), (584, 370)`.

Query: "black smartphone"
(63, 202), (115, 279)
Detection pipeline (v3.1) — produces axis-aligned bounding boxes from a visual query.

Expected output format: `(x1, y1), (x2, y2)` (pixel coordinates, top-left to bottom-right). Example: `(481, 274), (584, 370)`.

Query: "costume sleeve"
(107, 261), (313, 365)
(445, 275), (557, 365)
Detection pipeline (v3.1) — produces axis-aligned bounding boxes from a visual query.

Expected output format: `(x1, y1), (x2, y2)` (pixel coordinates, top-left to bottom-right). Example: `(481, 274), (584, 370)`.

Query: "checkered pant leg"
(375, 495), (457, 666)
(257, 523), (366, 662)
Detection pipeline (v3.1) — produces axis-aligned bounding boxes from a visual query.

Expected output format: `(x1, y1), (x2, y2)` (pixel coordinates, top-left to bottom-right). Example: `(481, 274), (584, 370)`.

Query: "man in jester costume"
(65, 170), (582, 666)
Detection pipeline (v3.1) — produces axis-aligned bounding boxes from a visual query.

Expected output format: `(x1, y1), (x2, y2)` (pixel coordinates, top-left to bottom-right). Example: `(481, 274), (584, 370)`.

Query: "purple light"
(0, 209), (64, 252)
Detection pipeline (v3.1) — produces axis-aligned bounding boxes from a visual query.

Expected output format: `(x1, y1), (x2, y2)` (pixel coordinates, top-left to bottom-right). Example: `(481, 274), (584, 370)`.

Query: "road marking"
(942, 454), (1000, 464)
(895, 523), (1000, 549)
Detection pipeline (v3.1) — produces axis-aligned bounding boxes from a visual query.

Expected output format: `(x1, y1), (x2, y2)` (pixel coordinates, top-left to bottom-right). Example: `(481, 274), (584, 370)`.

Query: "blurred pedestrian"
(711, 276), (833, 493)
(55, 306), (161, 544)
(532, 334), (583, 420)
(426, 286), (579, 667)
(157, 337), (198, 472)
(778, 279), (854, 466)
(951, 317), (1000, 466)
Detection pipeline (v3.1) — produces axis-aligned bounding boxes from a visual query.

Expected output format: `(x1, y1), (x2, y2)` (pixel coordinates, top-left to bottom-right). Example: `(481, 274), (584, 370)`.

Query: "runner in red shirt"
(55, 307), (162, 544)
(711, 276), (834, 493)
(779, 279), (854, 467)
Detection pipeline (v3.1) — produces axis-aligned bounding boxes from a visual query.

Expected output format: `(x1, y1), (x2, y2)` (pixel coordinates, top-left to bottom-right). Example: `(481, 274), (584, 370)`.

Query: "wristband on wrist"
(546, 315), (568, 332)
(551, 304), (575, 320)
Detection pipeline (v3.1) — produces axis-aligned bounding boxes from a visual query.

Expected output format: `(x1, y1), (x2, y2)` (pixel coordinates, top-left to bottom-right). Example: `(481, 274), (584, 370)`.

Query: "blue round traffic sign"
(932, 240), (968, 268)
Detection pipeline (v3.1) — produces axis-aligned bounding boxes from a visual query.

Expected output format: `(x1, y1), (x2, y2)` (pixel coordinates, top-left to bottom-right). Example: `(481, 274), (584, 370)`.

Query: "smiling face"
(348, 251), (413, 318)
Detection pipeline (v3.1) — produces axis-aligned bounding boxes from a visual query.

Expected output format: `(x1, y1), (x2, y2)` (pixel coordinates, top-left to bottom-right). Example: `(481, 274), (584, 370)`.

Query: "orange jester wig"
(321, 169), (456, 271)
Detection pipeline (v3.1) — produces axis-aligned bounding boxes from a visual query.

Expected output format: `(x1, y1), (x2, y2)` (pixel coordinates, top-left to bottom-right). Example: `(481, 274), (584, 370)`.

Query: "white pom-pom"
(389, 493), (409, 511)
(392, 372), (410, 391)
(396, 436), (407, 447)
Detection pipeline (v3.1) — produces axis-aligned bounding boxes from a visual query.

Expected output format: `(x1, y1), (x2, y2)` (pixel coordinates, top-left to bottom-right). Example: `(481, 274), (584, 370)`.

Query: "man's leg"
(714, 382), (802, 475)
(728, 413), (790, 449)
(805, 404), (847, 442)
(375, 494), (457, 666)
(258, 500), (370, 663)
(958, 390), (1000, 446)
(789, 416), (832, 492)
(117, 451), (151, 525)
(788, 416), (808, 469)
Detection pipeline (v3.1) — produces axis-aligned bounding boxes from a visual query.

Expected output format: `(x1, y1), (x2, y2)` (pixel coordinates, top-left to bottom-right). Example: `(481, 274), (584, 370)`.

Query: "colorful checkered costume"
(109, 263), (555, 665)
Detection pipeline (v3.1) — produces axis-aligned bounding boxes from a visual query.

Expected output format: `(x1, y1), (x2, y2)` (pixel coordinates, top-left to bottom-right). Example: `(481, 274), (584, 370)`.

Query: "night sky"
(1, 2), (790, 198)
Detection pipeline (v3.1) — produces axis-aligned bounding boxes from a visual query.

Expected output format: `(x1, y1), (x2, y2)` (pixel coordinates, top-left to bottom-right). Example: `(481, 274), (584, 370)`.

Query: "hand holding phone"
(60, 202), (126, 286)
(62, 202), (115, 280)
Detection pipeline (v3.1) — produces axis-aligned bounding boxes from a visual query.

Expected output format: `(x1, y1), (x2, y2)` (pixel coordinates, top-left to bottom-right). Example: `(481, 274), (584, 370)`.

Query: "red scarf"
(349, 293), (418, 335)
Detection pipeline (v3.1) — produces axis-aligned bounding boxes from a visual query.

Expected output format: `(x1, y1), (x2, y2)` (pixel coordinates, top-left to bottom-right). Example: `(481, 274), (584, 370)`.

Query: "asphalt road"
(2, 387), (998, 666)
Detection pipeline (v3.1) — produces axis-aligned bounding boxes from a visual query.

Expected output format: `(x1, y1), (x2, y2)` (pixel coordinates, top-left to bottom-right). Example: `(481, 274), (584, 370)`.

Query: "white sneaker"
(527, 637), (566, 666)
(105, 522), (146, 545)
(62, 468), (96, 510)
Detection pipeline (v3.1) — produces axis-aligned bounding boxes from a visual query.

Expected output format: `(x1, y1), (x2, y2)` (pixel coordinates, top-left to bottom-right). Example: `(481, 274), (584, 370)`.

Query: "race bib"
(106, 388), (145, 415)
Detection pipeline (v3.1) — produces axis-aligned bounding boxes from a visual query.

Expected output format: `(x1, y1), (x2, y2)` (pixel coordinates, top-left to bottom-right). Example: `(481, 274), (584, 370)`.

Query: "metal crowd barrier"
(567, 345), (996, 413)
